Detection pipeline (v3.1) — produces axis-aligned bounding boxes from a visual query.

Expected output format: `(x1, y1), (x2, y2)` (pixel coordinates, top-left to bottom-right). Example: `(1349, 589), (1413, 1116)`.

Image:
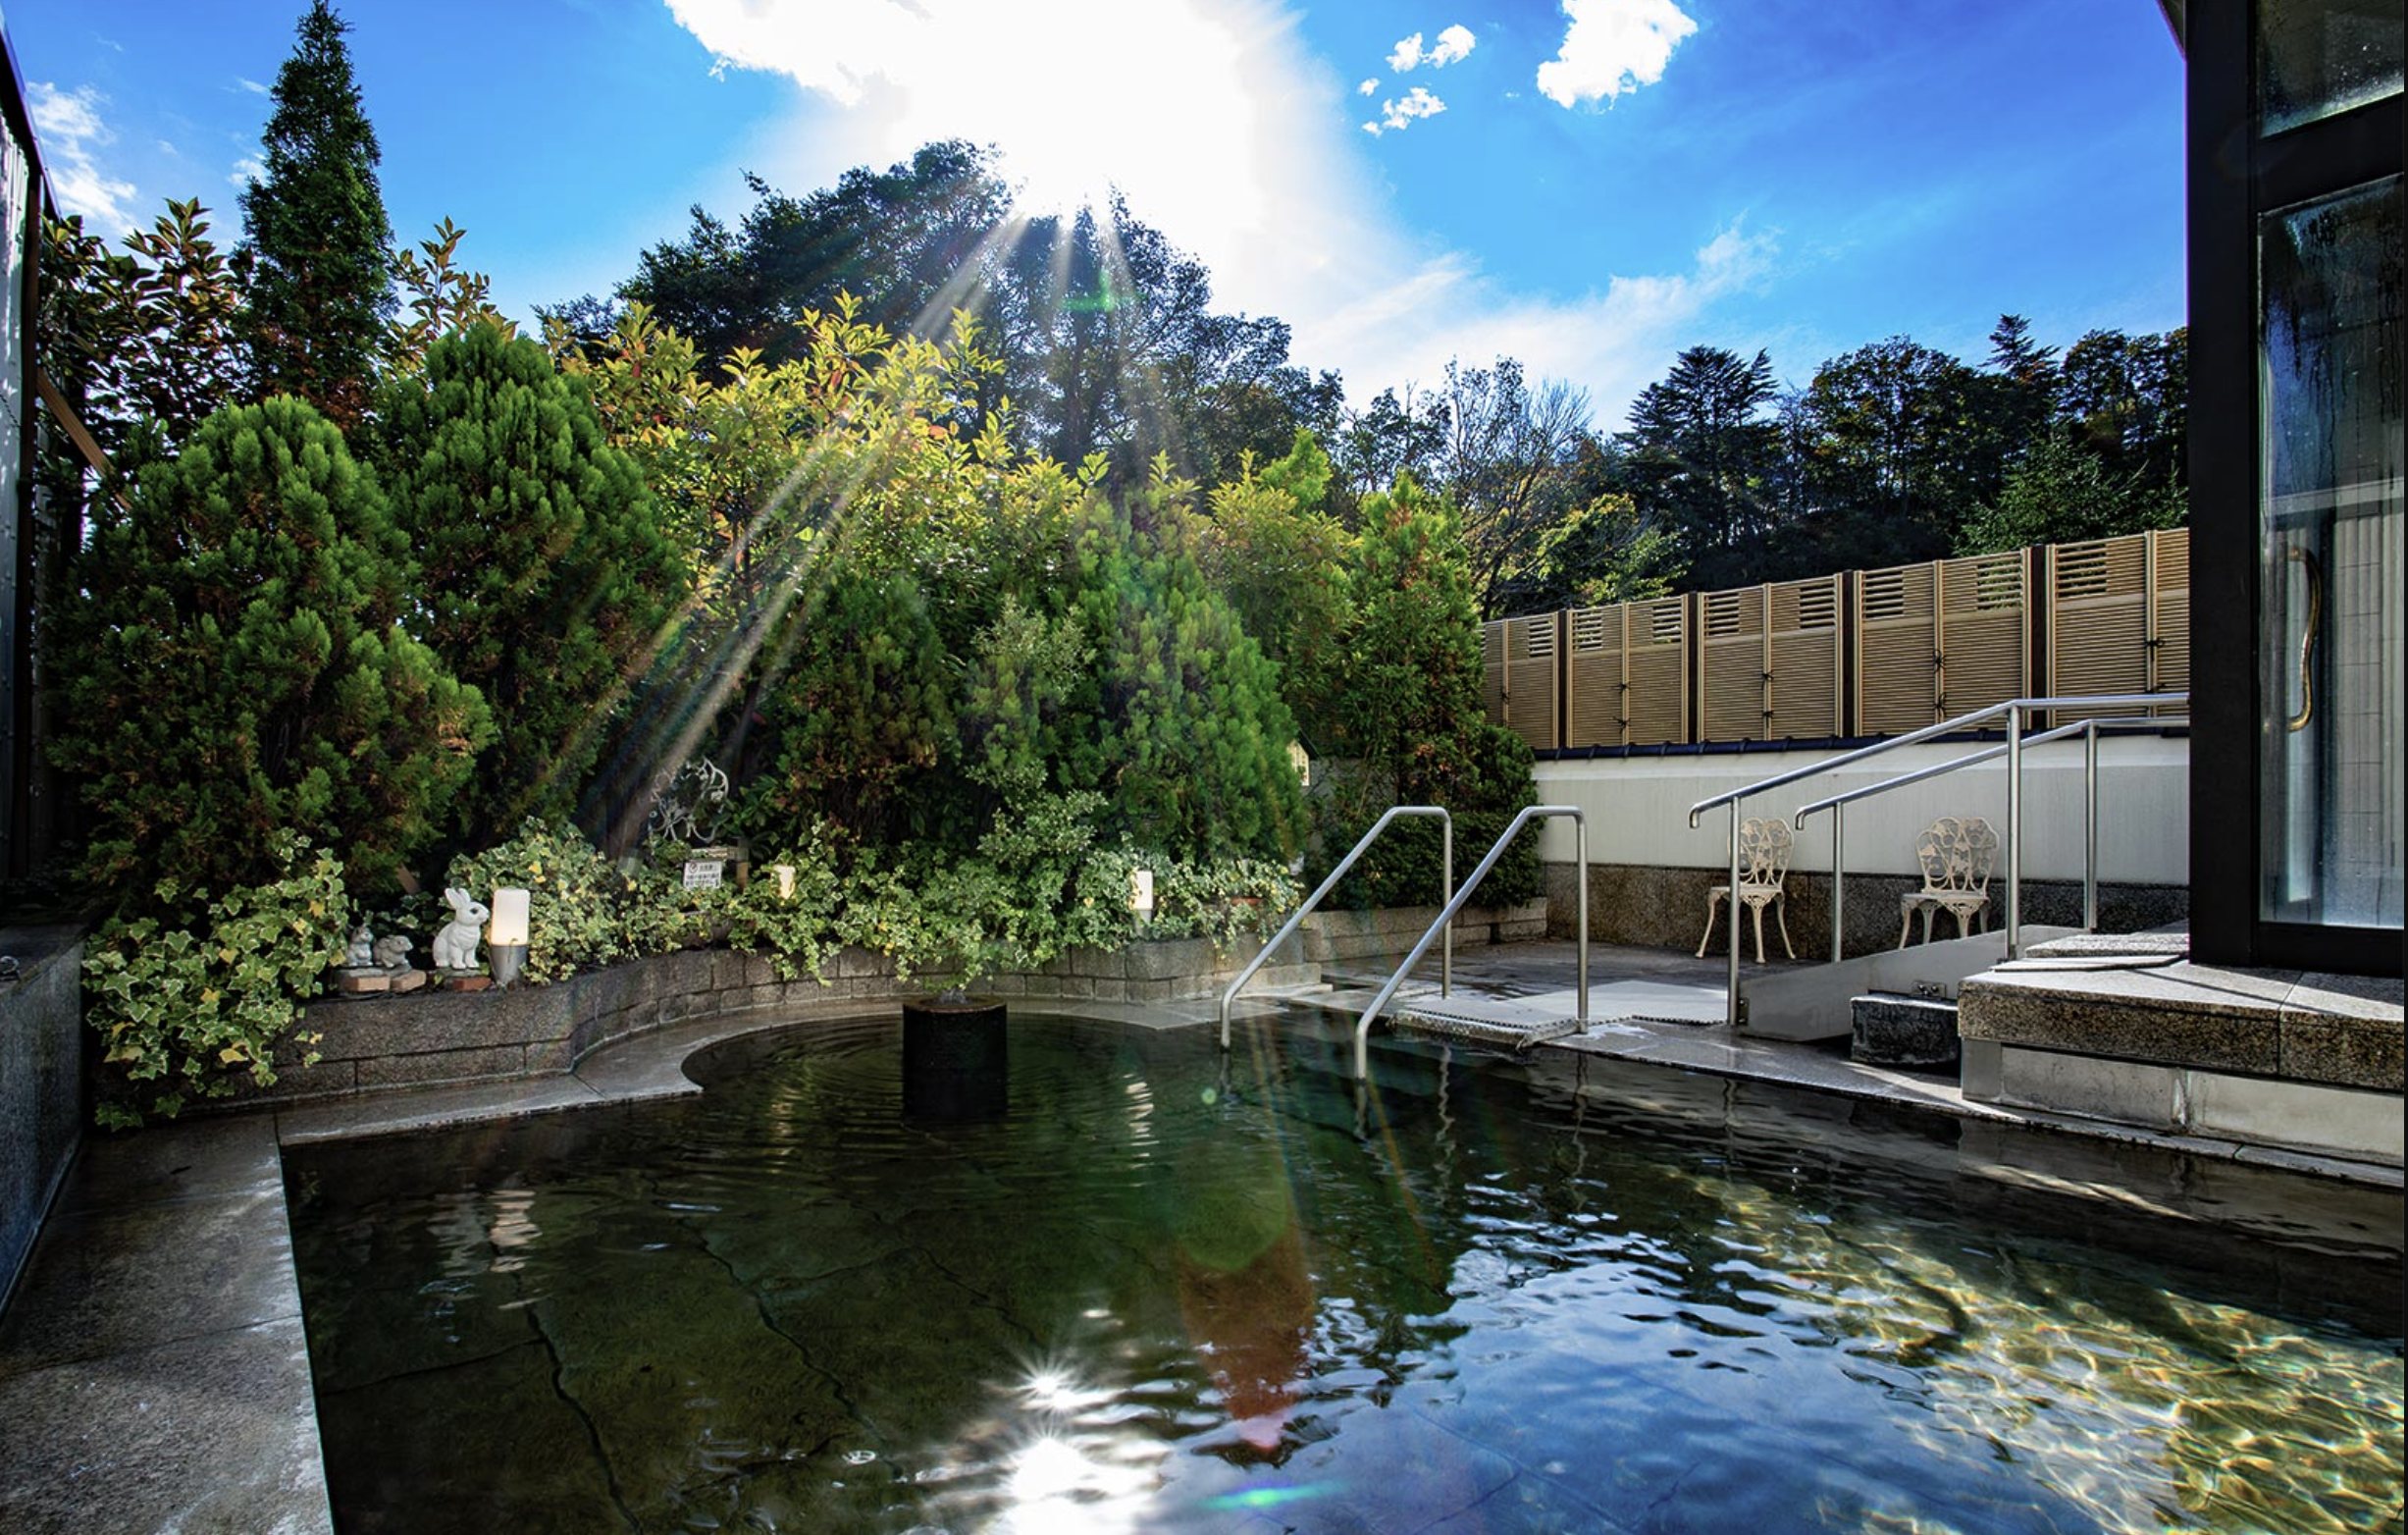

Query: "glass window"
(2257, 0), (2405, 134)
(2257, 176), (2404, 929)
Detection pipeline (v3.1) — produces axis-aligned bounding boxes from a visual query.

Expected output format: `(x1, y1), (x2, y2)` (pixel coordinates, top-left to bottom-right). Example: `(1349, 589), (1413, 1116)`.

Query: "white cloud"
(229, 154), (265, 191)
(1363, 84), (1445, 136)
(661, 0), (1778, 425)
(1537, 0), (1697, 109)
(1358, 77), (1379, 96)
(666, 0), (1291, 233)
(1388, 23), (1475, 73)
(26, 80), (138, 232)
(236, 77), (270, 95)
(1302, 222), (1779, 424)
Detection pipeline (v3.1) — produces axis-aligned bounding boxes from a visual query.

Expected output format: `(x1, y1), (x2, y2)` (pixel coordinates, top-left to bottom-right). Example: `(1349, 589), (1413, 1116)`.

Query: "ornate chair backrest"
(1914, 816), (2000, 893)
(1738, 817), (1794, 884)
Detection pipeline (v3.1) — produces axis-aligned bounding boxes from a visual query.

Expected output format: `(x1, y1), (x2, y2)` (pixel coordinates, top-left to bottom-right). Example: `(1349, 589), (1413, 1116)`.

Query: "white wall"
(1532, 735), (2188, 883)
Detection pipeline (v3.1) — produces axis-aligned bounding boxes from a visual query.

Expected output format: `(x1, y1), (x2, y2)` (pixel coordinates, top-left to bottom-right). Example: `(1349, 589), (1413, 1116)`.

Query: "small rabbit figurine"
(372, 934), (414, 975)
(432, 887), (489, 971)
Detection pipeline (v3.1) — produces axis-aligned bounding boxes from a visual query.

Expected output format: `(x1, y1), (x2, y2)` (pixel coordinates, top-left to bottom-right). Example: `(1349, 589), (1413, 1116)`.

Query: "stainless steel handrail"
(1351, 805), (1588, 1077)
(1683, 692), (2187, 1023)
(1219, 806), (1452, 1049)
(1793, 715), (2189, 958)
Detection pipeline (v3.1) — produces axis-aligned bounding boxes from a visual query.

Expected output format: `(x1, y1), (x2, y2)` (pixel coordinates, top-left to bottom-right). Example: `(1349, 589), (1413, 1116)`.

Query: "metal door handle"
(2286, 547), (2322, 733)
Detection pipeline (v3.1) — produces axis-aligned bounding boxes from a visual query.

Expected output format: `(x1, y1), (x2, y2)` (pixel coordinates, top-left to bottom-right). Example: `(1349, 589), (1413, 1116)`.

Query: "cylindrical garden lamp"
(1129, 868), (1156, 925)
(489, 887), (531, 989)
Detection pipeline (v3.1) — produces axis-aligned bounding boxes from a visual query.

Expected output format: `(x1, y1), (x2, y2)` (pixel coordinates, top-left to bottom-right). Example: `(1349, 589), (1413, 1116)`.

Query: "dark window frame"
(2186, 1), (2405, 977)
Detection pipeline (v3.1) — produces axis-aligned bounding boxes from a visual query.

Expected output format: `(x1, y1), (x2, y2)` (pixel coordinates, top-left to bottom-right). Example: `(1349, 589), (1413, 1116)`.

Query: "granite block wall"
(1542, 862), (2187, 958)
(1, 930), (85, 1311)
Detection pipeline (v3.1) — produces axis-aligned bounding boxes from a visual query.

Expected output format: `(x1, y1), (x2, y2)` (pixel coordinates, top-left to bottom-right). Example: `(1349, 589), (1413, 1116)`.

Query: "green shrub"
(438, 819), (633, 982)
(1062, 474), (1304, 861)
(85, 832), (349, 1128)
(376, 324), (684, 850)
(50, 396), (490, 898)
(718, 841), (846, 980)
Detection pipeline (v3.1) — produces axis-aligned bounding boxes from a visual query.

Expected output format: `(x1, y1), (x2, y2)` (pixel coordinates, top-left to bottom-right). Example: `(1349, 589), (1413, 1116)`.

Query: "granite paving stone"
(0, 1187), (299, 1376)
(56, 1113), (282, 1218)
(0, 1316), (330, 1535)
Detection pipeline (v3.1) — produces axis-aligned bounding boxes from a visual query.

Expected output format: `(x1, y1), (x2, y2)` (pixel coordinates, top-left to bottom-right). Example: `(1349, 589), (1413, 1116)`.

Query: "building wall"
(1529, 734), (2189, 882)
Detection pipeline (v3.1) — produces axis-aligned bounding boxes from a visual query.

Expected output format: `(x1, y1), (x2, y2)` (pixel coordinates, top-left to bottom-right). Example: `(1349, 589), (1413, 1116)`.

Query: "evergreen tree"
(746, 567), (958, 850)
(1065, 470), (1303, 861)
(1315, 479), (1538, 904)
(375, 325), (686, 849)
(51, 397), (491, 899)
(238, 0), (393, 430)
(1621, 346), (1781, 590)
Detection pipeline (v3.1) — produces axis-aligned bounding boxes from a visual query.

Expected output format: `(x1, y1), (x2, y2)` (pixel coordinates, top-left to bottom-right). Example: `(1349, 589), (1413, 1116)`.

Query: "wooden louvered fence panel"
(1938, 552), (2029, 721)
(1565, 604), (1629, 748)
(1482, 619), (1508, 729)
(1766, 575), (1843, 739)
(1855, 561), (1940, 736)
(2049, 535), (2150, 722)
(1497, 613), (1559, 751)
(1699, 586), (1771, 743)
(2148, 528), (2189, 715)
(1625, 596), (1692, 745)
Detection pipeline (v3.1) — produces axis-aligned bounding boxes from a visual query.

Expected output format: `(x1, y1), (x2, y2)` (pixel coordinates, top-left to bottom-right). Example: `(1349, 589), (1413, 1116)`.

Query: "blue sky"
(8, 0), (2186, 425)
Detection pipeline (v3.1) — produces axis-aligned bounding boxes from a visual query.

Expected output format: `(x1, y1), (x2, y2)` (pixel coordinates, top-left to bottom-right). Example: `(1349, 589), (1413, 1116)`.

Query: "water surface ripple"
(287, 1012), (2404, 1534)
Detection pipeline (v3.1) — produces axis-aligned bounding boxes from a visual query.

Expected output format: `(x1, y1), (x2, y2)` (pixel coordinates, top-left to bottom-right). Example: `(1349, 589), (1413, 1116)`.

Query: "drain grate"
(1393, 1007), (1584, 1050)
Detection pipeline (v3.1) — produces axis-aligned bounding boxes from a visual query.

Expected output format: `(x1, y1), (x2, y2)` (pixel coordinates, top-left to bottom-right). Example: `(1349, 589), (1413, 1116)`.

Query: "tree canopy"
(237, 0), (395, 430)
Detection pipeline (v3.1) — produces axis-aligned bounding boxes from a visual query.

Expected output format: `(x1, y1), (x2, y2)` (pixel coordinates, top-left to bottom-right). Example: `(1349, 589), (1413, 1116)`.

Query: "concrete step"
(1851, 991), (1961, 1071)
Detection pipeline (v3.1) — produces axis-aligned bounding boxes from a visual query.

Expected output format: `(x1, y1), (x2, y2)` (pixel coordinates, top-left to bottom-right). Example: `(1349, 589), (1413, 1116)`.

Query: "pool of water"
(286, 1012), (2404, 1534)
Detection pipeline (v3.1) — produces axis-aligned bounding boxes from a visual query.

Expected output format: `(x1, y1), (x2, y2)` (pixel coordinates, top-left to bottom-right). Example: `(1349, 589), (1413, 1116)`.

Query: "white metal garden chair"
(1696, 817), (1796, 963)
(1898, 816), (2000, 946)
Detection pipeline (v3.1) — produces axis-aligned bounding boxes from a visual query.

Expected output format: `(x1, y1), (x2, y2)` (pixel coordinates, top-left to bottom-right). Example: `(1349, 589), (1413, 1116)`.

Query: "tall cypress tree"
(238, 0), (393, 430)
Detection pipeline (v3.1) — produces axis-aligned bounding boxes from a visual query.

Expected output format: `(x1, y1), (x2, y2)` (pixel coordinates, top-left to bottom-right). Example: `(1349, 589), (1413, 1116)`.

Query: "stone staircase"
(1849, 990), (1962, 1070)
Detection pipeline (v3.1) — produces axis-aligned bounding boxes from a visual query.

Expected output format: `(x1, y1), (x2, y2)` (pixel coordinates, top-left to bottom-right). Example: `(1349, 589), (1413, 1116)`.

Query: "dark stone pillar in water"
(901, 997), (1007, 1121)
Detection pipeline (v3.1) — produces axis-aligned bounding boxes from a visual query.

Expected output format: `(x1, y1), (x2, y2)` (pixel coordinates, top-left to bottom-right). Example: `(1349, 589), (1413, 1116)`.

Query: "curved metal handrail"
(1352, 805), (1587, 1077)
(1683, 692), (2182, 828)
(1683, 692), (2187, 1022)
(1789, 714), (2188, 952)
(1219, 806), (1451, 1049)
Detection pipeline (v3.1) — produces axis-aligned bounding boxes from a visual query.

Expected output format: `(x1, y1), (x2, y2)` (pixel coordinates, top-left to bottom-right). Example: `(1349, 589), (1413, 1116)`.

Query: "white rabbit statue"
(432, 887), (490, 972)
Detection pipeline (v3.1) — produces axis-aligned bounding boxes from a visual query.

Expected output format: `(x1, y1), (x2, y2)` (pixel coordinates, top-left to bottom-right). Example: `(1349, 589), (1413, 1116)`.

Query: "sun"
(672, 0), (1277, 235)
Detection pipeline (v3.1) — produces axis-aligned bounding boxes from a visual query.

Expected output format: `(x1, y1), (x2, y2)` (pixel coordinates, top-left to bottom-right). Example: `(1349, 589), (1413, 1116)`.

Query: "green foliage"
(38, 200), (248, 472)
(747, 567), (958, 849)
(85, 833), (347, 1128)
(1511, 491), (1683, 615)
(1311, 480), (1540, 905)
(1195, 434), (1350, 717)
(375, 324), (686, 849)
(717, 841), (847, 981)
(1620, 345), (1780, 591)
(1066, 467), (1304, 861)
(238, 0), (393, 429)
(1957, 434), (2186, 555)
(438, 819), (635, 983)
(50, 397), (491, 898)
(386, 217), (517, 376)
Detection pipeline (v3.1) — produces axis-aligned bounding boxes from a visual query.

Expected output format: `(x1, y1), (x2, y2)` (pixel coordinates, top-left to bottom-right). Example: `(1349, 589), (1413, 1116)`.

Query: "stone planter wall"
(225, 928), (1329, 1110)
(1299, 901), (1551, 964)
